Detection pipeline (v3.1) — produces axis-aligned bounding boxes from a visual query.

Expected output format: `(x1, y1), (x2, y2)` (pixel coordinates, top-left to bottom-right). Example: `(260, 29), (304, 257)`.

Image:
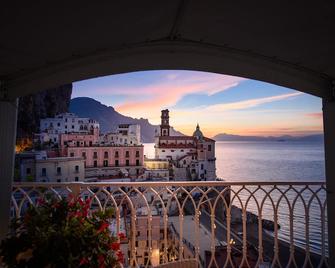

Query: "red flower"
(85, 197), (92, 205)
(97, 222), (109, 233)
(78, 198), (85, 207)
(36, 198), (46, 206)
(110, 242), (120, 251)
(52, 202), (60, 209)
(79, 257), (89, 266)
(116, 251), (124, 263)
(118, 232), (126, 239)
(98, 254), (105, 268)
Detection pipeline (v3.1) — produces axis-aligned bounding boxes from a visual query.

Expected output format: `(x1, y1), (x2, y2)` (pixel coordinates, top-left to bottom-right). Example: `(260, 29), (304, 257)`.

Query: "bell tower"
(160, 109), (170, 136)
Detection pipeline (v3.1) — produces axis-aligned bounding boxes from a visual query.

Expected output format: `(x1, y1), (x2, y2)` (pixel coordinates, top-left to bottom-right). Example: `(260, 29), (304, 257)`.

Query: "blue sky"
(73, 70), (323, 137)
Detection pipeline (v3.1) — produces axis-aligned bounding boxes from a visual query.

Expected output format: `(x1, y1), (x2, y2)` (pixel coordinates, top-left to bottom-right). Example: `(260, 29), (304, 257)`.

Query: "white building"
(101, 124), (141, 146)
(18, 152), (85, 182)
(155, 110), (216, 181)
(39, 113), (100, 144)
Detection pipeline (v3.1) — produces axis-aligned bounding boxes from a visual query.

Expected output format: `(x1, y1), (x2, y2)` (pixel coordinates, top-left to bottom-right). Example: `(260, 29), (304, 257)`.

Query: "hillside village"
(16, 109), (216, 183)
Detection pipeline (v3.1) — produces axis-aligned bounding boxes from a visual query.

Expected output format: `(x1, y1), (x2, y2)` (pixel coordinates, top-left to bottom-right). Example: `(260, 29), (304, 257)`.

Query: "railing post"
(70, 182), (82, 197)
(0, 98), (18, 239)
(323, 97), (335, 266)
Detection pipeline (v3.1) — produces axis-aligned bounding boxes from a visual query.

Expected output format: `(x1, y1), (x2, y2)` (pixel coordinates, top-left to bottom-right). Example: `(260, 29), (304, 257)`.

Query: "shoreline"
(229, 205), (326, 266)
(186, 200), (326, 266)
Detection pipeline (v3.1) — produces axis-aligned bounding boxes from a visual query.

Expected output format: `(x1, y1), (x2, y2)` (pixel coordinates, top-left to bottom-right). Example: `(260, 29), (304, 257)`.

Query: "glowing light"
(151, 248), (160, 267)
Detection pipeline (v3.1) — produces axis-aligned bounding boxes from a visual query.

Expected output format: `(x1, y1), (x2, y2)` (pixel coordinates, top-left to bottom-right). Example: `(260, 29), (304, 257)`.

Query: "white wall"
(35, 158), (85, 182)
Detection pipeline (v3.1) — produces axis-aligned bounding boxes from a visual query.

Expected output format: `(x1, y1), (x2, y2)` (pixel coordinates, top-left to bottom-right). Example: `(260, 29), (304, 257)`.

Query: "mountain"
(17, 84), (72, 139)
(213, 133), (324, 142)
(70, 97), (184, 142)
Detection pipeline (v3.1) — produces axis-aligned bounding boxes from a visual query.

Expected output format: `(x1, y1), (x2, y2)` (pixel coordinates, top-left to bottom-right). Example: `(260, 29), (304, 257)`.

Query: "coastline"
(229, 205), (325, 266)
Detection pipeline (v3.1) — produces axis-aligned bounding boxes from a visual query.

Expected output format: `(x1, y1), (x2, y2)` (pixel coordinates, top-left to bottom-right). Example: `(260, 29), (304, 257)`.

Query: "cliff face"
(16, 84), (72, 139)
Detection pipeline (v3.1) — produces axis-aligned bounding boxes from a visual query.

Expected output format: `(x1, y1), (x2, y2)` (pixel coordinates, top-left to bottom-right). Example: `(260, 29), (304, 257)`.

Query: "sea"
(144, 141), (327, 255)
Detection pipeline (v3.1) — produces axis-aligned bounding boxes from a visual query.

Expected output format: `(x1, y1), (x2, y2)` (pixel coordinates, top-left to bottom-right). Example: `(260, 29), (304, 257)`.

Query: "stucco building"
(38, 113), (100, 145)
(66, 145), (144, 179)
(101, 124), (141, 146)
(18, 151), (85, 182)
(155, 110), (216, 181)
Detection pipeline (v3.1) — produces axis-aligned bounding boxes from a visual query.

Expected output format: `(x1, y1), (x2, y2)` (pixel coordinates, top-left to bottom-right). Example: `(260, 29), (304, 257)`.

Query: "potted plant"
(0, 195), (124, 268)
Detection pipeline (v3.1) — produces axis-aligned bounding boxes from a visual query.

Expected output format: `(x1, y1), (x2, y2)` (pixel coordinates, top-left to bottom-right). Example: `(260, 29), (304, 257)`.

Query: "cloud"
(305, 112), (322, 119)
(205, 92), (303, 112)
(113, 72), (245, 119)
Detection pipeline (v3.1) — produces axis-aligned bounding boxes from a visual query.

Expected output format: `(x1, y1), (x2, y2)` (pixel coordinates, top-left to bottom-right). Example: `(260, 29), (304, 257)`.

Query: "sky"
(72, 70), (323, 137)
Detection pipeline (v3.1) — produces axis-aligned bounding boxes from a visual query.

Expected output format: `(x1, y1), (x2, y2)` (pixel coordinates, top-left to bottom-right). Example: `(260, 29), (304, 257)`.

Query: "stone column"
(322, 97), (335, 265)
(0, 99), (18, 239)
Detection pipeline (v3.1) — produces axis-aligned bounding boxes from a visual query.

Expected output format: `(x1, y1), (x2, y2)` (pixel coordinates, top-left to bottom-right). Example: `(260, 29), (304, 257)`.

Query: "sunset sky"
(72, 70), (323, 137)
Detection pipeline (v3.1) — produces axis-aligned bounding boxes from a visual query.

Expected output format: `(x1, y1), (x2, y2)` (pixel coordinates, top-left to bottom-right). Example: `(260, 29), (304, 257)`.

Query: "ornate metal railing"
(11, 181), (328, 268)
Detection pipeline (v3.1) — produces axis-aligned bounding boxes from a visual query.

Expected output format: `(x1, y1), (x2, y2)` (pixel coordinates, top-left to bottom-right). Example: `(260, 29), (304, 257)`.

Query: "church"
(155, 109), (216, 181)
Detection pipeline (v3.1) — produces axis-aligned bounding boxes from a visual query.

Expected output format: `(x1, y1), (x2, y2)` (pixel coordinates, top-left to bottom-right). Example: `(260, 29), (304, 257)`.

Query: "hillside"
(17, 84), (72, 139)
(70, 97), (183, 142)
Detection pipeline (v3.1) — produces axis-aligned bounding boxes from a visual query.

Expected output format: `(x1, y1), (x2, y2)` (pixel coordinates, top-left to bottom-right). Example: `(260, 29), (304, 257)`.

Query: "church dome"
(193, 124), (204, 140)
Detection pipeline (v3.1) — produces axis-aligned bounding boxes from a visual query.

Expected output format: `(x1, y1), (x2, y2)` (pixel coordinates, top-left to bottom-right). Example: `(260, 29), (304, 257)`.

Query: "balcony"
(11, 181), (327, 267)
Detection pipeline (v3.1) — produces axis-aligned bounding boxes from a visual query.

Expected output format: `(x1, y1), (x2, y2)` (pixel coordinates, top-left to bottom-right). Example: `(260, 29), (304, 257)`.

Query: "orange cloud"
(305, 112), (322, 119)
(114, 73), (244, 121)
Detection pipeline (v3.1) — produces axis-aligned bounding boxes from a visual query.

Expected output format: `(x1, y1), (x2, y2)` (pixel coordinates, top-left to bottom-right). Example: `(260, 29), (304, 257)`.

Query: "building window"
(57, 167), (61, 175)
(181, 149), (184, 152)
(125, 151), (130, 158)
(136, 169), (139, 175)
(93, 160), (97, 167)
(115, 160), (119, 167)
(171, 150), (174, 152)
(57, 179), (61, 182)
(162, 150), (165, 152)
(57, 122), (60, 127)
(72, 125), (74, 129)
(26, 168), (31, 175)
(93, 152), (98, 159)
(70, 152), (74, 157)
(201, 164), (204, 170)
(136, 151), (140, 157)
(89, 141), (92, 146)
(41, 168), (46, 176)
(104, 151), (108, 158)
(115, 151), (119, 158)
(75, 165), (79, 172)
(208, 144), (212, 151)
(136, 159), (140, 166)
(103, 160), (108, 167)
(65, 125), (67, 129)
(75, 177), (79, 181)
(126, 160), (129, 166)
(82, 152), (86, 159)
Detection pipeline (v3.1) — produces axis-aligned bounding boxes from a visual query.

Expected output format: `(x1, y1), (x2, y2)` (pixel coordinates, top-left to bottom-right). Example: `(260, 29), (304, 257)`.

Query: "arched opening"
(1, 2), (335, 266)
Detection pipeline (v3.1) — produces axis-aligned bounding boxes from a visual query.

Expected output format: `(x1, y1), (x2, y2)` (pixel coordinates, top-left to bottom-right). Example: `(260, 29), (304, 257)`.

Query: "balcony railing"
(11, 181), (327, 268)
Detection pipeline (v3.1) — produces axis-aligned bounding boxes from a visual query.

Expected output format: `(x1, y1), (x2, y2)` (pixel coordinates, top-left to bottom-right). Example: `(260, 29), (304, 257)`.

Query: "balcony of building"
(11, 181), (328, 267)
(1, 2), (335, 267)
